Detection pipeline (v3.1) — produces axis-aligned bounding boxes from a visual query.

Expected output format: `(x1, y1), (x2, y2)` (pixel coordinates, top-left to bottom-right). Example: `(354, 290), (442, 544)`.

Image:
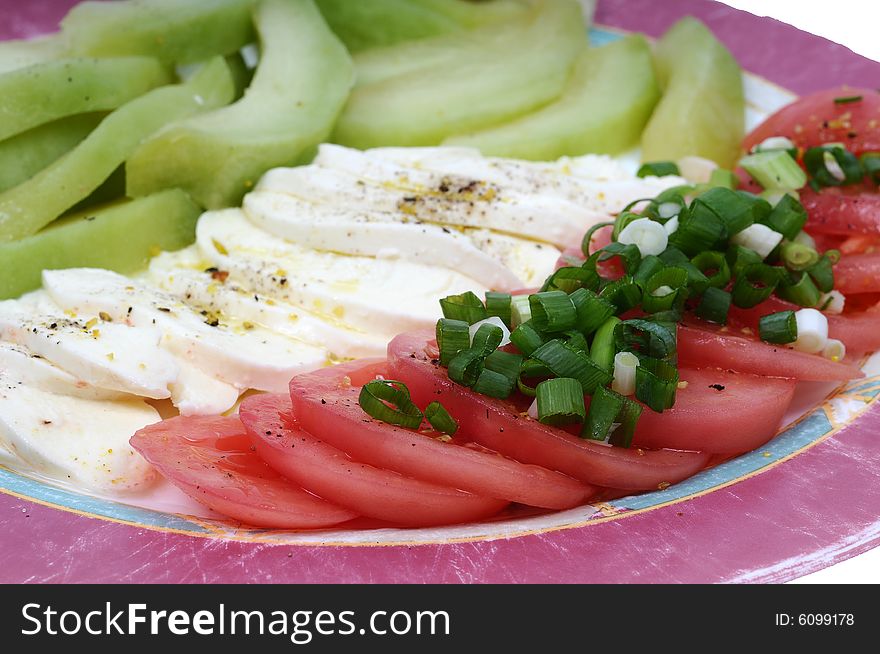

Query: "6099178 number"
(775, 614), (854, 626)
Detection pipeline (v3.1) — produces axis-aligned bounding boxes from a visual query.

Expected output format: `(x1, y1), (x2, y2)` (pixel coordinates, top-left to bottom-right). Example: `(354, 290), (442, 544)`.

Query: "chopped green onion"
(635, 357), (679, 413)
(616, 219), (668, 258)
(611, 211), (645, 241)
(777, 270), (822, 307)
(510, 294), (532, 328)
(599, 276), (643, 313)
(736, 190), (773, 224)
(695, 187), (756, 236)
(751, 135), (798, 158)
(358, 380), (424, 429)
(424, 401), (458, 435)
(818, 289), (846, 314)
(834, 95), (863, 104)
(611, 351), (640, 396)
(690, 250), (731, 289)
(447, 348), (485, 387)
(439, 291), (487, 324)
(759, 188), (799, 207)
(708, 168), (738, 190)
(529, 291), (577, 333)
(541, 266), (600, 294)
(583, 386), (641, 448)
(484, 292), (512, 326)
(530, 339), (613, 394)
(564, 330), (588, 353)
(729, 223), (783, 259)
(780, 241), (819, 271)
(659, 247), (710, 293)
(726, 244), (764, 278)
(536, 377), (586, 426)
(581, 221), (614, 257)
(668, 204), (726, 256)
(694, 287), (732, 324)
(517, 358), (552, 397)
(758, 310), (797, 344)
(470, 318), (511, 348)
(472, 367), (516, 399)
(471, 322), (503, 355)
(804, 145), (862, 187)
(633, 255), (666, 287)
(614, 319), (677, 361)
(793, 230), (817, 250)
(570, 288), (616, 335)
(484, 350), (523, 383)
(739, 150), (807, 190)
(731, 263), (782, 308)
(509, 320), (545, 356)
(641, 267), (688, 313)
(600, 241), (643, 273)
(589, 316), (621, 372)
(822, 338), (846, 362)
(793, 308), (829, 354)
(807, 254), (836, 293)
(436, 318), (470, 366)
(637, 161), (680, 178)
(761, 193), (808, 240)
(860, 152), (880, 185)
(642, 186), (691, 223)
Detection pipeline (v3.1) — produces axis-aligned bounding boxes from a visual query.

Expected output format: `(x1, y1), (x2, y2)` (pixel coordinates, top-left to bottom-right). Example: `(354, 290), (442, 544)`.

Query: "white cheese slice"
(149, 248), (388, 359)
(195, 209), (482, 336)
(42, 268), (328, 394)
(256, 161), (599, 248)
(0, 341), (127, 401)
(0, 375), (157, 492)
(0, 296), (178, 399)
(242, 190), (525, 290)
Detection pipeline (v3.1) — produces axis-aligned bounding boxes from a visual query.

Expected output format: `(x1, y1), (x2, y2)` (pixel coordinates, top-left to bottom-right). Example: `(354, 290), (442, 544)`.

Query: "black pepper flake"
(157, 307), (171, 313)
(709, 384), (726, 391)
(321, 399), (326, 404)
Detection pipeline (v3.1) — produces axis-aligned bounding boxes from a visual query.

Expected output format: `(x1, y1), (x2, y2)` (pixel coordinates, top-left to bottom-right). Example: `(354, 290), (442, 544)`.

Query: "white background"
(715, 0), (880, 584)
(716, 0), (880, 63)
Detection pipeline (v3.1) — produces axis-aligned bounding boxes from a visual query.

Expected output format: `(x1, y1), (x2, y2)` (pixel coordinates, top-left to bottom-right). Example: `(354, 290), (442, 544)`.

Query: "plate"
(1, 0), (879, 583)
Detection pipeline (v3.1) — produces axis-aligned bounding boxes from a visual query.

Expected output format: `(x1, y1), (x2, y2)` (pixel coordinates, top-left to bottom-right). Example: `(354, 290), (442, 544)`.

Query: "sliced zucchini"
(126, 0), (353, 210)
(640, 17), (745, 168)
(445, 35), (660, 159)
(0, 189), (200, 300)
(61, 0), (258, 65)
(0, 57), (234, 243)
(333, 0), (586, 149)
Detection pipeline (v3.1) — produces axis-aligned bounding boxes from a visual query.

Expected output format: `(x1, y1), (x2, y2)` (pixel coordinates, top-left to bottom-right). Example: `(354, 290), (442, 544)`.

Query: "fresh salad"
(0, 0), (878, 532)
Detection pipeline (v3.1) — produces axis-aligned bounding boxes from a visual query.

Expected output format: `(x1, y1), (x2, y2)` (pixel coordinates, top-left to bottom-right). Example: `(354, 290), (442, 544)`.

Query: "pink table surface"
(1, 0), (879, 583)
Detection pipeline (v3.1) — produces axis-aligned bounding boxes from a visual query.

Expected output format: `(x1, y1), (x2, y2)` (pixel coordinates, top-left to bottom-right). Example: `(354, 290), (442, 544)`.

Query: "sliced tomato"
(130, 414), (357, 529)
(289, 359), (595, 510)
(678, 323), (863, 382)
(743, 87), (880, 157)
(632, 368), (796, 454)
(387, 331), (711, 491)
(240, 393), (507, 527)
(727, 295), (880, 354)
(839, 234), (880, 256)
(801, 189), (880, 236)
(834, 251), (880, 294)
(827, 310), (880, 355)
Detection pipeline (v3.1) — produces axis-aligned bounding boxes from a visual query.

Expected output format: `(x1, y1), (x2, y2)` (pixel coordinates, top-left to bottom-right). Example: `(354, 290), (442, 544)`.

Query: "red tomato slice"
(678, 323), (863, 382)
(839, 234), (880, 256)
(240, 393), (507, 527)
(289, 360), (595, 509)
(632, 367), (796, 454)
(727, 296), (880, 354)
(130, 415), (358, 529)
(387, 331), (711, 491)
(834, 251), (880, 294)
(743, 87), (880, 157)
(801, 189), (880, 236)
